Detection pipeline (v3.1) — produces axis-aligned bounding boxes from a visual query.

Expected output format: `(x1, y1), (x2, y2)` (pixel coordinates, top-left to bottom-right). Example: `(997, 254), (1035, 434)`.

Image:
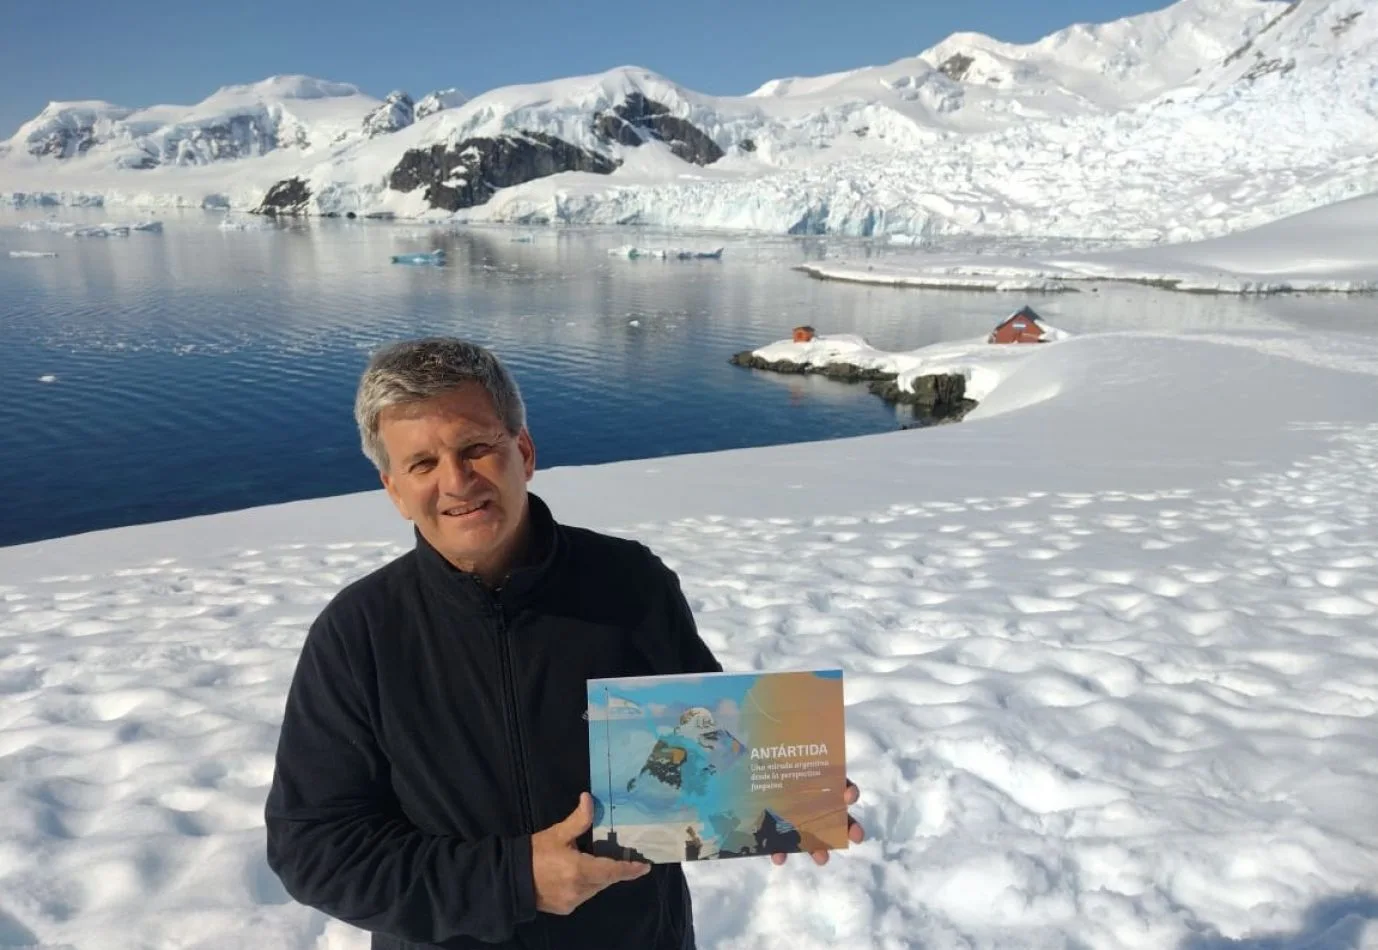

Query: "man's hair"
(354, 338), (526, 471)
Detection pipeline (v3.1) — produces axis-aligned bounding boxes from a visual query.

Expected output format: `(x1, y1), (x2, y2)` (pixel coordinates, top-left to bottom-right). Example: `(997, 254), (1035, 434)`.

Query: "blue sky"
(0, 0), (1176, 137)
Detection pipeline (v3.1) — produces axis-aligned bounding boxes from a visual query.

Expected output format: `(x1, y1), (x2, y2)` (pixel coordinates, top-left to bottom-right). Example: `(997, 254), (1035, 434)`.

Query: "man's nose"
(437, 453), (474, 494)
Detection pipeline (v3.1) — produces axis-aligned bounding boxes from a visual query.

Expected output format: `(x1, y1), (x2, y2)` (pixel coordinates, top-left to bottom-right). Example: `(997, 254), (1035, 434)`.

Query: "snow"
(414, 88), (469, 121)
(4, 1), (1376, 241)
(800, 192), (1378, 294)
(3, 325), (1378, 949)
(750, 327), (1069, 402)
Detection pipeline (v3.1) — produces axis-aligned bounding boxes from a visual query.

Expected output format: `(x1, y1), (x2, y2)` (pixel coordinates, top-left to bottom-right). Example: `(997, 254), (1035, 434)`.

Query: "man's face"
(377, 382), (536, 575)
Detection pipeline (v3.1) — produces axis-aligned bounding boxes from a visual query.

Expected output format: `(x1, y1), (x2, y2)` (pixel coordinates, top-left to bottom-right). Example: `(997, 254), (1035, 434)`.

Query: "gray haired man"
(264, 338), (863, 950)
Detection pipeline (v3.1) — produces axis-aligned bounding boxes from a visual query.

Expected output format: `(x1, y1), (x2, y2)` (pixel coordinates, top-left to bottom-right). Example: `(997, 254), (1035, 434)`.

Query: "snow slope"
(800, 191), (1378, 293)
(6, 0), (1378, 241)
(2, 326), (1377, 949)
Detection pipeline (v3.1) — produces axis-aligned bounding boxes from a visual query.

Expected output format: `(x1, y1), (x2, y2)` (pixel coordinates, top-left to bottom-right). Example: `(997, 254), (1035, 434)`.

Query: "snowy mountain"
(361, 90), (414, 138)
(0, 76), (380, 170)
(3, 0), (1375, 241)
(414, 88), (469, 121)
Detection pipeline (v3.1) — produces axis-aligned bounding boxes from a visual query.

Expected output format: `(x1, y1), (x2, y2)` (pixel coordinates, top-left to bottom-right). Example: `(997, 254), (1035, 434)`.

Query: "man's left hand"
(770, 778), (864, 867)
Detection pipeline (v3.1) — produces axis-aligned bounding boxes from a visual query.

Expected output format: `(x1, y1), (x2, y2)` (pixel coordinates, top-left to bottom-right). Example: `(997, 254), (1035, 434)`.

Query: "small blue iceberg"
(391, 249), (447, 266)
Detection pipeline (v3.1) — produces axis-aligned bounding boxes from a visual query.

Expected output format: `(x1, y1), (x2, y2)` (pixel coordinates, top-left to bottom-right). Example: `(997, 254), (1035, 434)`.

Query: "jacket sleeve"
(264, 605), (537, 945)
(654, 557), (723, 675)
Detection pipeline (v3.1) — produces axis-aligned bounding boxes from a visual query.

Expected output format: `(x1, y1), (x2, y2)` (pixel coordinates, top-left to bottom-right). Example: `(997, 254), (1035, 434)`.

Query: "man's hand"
(532, 792), (650, 915)
(770, 778), (865, 867)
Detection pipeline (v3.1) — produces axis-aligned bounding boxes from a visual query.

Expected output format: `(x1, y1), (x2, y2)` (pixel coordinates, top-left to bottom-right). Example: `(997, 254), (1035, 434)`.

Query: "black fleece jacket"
(265, 495), (721, 949)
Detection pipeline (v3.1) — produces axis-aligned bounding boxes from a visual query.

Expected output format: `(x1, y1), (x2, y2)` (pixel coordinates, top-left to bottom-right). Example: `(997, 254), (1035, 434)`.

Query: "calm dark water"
(2, 209), (1373, 546)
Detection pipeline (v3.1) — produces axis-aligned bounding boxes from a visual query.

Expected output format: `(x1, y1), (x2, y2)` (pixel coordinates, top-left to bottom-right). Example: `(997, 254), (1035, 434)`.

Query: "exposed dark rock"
(1242, 55), (1296, 82)
(729, 350), (975, 422)
(255, 177), (311, 216)
(388, 132), (618, 212)
(30, 124), (98, 159)
(1332, 11), (1362, 37)
(592, 93), (724, 166)
(738, 138), (756, 153)
(1223, 1), (1299, 67)
(730, 352), (894, 382)
(153, 115), (283, 166)
(938, 53), (975, 82)
(869, 376), (977, 419)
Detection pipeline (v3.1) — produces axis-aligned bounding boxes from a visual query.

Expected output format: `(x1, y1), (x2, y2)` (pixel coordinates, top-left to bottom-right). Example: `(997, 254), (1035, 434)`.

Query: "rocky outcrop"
(593, 93), (723, 166)
(387, 132), (618, 211)
(868, 375), (975, 419)
(30, 123), (99, 159)
(730, 351), (976, 423)
(363, 91), (415, 136)
(730, 352), (893, 382)
(255, 177), (311, 215)
(937, 53), (975, 82)
(168, 114), (282, 165)
(415, 88), (468, 121)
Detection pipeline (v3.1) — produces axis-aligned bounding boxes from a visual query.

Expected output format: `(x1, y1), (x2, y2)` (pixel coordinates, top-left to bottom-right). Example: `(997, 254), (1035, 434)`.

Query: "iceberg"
(390, 249), (447, 265)
(608, 245), (723, 260)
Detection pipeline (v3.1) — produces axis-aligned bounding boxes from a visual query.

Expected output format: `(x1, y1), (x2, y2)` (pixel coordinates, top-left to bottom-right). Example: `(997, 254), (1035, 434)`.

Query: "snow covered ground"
(803, 193), (1378, 294)
(2, 322), (1377, 949)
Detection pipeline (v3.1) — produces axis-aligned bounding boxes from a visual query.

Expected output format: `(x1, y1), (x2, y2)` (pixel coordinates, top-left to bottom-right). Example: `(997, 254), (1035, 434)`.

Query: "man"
(265, 338), (863, 950)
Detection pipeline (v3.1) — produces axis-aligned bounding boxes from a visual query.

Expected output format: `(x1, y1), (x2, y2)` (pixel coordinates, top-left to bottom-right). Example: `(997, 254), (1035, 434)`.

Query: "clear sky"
(0, 0), (1178, 137)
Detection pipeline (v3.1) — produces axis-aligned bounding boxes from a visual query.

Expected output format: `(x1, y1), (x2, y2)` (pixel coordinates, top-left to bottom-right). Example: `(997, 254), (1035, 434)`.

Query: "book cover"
(586, 668), (848, 863)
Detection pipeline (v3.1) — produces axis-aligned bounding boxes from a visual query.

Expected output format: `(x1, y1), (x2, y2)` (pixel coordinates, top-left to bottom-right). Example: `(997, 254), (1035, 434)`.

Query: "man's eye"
(410, 459), (436, 474)
(465, 443), (496, 459)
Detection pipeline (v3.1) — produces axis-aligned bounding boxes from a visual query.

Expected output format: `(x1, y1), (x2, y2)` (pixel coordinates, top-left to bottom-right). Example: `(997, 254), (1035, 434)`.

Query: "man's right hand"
(532, 792), (650, 915)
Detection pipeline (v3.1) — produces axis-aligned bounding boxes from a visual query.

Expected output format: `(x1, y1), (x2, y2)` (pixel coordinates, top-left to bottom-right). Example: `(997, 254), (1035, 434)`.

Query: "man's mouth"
(441, 500), (491, 518)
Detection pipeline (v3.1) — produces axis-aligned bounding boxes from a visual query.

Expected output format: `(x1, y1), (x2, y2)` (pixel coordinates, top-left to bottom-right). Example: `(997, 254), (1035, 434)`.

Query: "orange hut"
(988, 306), (1047, 344)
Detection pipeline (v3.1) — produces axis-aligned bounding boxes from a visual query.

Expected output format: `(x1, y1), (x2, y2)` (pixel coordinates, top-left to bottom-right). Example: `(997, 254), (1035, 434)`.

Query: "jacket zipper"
(492, 595), (537, 834)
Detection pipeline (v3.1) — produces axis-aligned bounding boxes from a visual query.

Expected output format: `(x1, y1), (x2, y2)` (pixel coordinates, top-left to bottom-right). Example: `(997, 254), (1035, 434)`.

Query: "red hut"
(793, 325), (816, 343)
(988, 306), (1047, 344)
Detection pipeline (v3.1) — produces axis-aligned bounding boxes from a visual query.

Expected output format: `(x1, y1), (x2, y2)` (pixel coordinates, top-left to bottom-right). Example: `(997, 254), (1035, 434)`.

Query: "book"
(586, 668), (848, 863)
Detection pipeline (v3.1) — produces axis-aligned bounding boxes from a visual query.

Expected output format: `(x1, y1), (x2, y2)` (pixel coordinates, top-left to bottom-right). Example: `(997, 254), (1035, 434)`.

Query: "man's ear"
(517, 428), (536, 482)
(380, 470), (413, 521)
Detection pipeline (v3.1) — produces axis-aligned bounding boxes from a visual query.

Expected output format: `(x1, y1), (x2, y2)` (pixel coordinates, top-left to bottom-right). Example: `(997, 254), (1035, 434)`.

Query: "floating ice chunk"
(8, 250), (57, 258)
(21, 219), (162, 238)
(218, 216), (273, 231)
(608, 245), (724, 260)
(38, 374), (58, 383)
(390, 249), (446, 265)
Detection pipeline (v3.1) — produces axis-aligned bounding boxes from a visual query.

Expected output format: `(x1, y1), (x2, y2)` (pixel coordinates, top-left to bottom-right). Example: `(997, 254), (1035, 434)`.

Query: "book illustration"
(586, 669), (847, 863)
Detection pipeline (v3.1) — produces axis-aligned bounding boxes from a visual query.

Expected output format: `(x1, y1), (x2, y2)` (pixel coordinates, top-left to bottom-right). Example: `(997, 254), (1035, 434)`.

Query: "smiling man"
(264, 338), (863, 950)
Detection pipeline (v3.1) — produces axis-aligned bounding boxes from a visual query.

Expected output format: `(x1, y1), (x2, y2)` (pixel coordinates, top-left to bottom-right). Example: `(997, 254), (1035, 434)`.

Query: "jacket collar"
(413, 492), (563, 608)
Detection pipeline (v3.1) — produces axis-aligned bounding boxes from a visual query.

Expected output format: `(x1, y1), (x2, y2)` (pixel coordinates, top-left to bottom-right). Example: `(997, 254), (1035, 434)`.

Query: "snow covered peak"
(3, 75), (380, 166)
(7, 100), (135, 159)
(202, 75), (363, 103)
(362, 90), (415, 137)
(415, 88), (469, 121)
(918, 0), (1283, 105)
